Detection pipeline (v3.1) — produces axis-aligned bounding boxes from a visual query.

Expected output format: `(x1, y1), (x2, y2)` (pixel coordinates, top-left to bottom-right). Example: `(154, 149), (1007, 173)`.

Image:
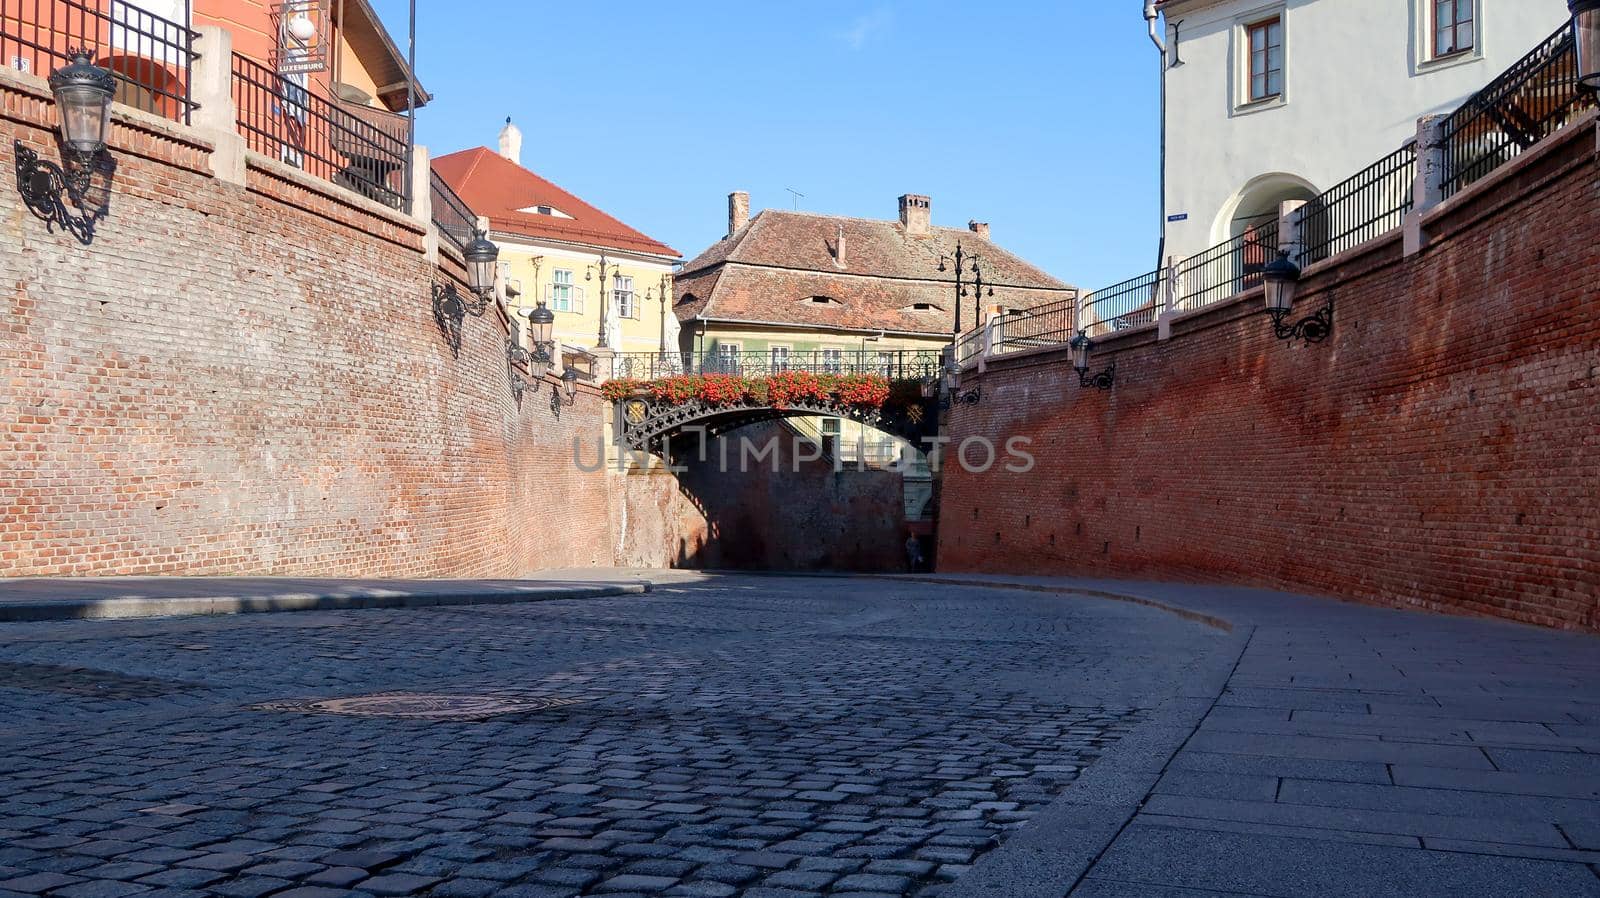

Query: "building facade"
(672, 192), (1074, 520)
(1154, 0), (1570, 261)
(433, 122), (680, 356)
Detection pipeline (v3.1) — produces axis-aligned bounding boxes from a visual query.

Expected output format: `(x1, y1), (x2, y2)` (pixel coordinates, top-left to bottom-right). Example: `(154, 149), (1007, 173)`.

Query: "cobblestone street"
(0, 575), (1218, 898)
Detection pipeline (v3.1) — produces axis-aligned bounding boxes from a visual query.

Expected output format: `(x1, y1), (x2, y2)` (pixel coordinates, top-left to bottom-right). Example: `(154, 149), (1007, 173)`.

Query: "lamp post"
(1572, 0), (1600, 91)
(656, 273), (671, 354)
(936, 241), (995, 338)
(14, 49), (115, 239)
(1070, 331), (1115, 390)
(587, 253), (622, 348)
(1261, 249), (1333, 344)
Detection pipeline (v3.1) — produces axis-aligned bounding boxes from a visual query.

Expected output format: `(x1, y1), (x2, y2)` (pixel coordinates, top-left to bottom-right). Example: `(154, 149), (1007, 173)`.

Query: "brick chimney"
(498, 117), (522, 166)
(968, 220), (990, 240)
(728, 191), (750, 238)
(898, 194), (930, 236)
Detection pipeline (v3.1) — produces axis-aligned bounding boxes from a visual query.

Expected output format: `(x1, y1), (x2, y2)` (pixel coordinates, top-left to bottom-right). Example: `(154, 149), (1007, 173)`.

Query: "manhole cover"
(251, 692), (580, 720)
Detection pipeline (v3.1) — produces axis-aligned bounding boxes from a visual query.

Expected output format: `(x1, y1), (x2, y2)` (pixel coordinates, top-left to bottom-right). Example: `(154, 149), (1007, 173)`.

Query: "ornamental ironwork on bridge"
(608, 350), (944, 454)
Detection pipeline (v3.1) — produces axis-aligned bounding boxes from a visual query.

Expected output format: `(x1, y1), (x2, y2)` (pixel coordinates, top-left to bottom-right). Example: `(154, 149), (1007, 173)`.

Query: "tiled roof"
(432, 148), (680, 258)
(674, 209), (1073, 335)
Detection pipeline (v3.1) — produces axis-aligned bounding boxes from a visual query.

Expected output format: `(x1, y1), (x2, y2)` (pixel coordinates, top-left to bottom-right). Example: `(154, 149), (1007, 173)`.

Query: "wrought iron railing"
(1298, 145), (1415, 264)
(0, 0), (196, 123)
(430, 167), (475, 255)
(1442, 23), (1594, 199)
(610, 350), (943, 381)
(231, 52), (409, 208)
(989, 296), (1075, 356)
(954, 327), (985, 365)
(1175, 218), (1279, 311)
(1081, 269), (1164, 338)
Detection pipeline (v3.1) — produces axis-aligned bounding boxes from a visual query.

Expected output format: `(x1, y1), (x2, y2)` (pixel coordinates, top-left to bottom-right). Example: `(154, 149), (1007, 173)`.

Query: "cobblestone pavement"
(0, 575), (1221, 898)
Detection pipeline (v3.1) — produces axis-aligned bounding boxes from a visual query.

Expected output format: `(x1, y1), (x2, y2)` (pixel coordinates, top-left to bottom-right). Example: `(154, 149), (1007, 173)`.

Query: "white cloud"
(839, 7), (893, 50)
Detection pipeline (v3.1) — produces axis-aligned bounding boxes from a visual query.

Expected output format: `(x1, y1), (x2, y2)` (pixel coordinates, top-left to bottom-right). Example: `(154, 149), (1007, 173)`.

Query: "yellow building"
(433, 121), (680, 354)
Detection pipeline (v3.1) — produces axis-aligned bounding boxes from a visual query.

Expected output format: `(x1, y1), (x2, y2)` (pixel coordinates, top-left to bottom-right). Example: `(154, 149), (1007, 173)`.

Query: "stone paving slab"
(899, 574), (1600, 898)
(0, 578), (650, 621)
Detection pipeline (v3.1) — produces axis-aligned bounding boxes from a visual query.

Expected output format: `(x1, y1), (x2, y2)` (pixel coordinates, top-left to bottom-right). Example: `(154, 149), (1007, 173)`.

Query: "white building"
(1151, 0), (1571, 262)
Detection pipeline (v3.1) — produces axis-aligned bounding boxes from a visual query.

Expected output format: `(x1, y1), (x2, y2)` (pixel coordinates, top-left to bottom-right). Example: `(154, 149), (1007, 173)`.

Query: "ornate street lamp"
(1070, 331), (1115, 390)
(1261, 249), (1333, 344)
(1572, 0), (1600, 91)
(549, 367), (580, 417)
(587, 253), (622, 348)
(936, 241), (995, 337)
(14, 50), (115, 239)
(431, 228), (500, 356)
(507, 301), (558, 402)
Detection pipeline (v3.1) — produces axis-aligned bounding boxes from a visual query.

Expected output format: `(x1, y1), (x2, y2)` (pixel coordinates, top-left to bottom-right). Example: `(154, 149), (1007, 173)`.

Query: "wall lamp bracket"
(14, 140), (102, 242)
(1267, 295), (1334, 345)
(1078, 359), (1116, 390)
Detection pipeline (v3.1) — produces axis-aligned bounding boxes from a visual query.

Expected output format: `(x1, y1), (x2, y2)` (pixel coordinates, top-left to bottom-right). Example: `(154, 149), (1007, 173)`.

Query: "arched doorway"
(1215, 172), (1320, 247)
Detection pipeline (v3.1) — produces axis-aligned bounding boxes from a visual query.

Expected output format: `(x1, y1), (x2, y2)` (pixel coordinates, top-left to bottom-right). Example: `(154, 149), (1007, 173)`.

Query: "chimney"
(728, 191), (750, 238)
(834, 223), (847, 268)
(968, 220), (990, 240)
(498, 117), (522, 166)
(898, 194), (930, 236)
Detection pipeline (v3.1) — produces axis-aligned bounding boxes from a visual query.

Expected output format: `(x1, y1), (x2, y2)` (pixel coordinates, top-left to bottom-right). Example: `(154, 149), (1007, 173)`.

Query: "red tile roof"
(432, 148), (680, 258)
(674, 210), (1073, 336)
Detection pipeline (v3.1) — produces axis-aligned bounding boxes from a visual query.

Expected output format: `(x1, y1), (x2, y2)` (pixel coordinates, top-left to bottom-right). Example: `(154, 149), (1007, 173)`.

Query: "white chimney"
(728, 191), (750, 238)
(834, 223), (847, 268)
(498, 117), (522, 166)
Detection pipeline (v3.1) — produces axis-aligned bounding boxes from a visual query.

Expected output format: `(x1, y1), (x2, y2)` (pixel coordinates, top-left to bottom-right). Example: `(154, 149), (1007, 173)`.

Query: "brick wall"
(938, 115), (1600, 632)
(0, 70), (646, 577)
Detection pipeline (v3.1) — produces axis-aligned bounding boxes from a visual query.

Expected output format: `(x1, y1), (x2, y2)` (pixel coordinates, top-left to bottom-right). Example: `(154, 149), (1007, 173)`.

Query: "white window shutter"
(574, 286), (586, 315)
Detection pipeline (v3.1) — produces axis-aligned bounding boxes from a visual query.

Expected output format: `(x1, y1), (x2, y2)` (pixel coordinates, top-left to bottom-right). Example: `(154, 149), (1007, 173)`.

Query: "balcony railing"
(0, 0), (197, 123)
(1176, 219), (1279, 311)
(1299, 144), (1415, 264)
(430, 167), (475, 255)
(1081, 269), (1164, 338)
(610, 350), (943, 381)
(1442, 23), (1595, 199)
(231, 52), (409, 209)
(989, 296), (1075, 357)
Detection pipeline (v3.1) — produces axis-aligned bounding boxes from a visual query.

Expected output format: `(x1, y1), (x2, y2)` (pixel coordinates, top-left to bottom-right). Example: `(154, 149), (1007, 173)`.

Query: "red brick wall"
(0, 71), (638, 577)
(938, 117), (1600, 632)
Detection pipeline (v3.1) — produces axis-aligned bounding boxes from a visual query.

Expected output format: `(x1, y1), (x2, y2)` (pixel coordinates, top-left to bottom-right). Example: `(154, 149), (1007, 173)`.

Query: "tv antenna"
(785, 187), (805, 209)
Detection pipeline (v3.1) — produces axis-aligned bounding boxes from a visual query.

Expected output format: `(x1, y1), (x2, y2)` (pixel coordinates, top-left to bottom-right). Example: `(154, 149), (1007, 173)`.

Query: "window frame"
(1431, 0), (1474, 60)
(769, 344), (792, 371)
(614, 275), (636, 319)
(1246, 16), (1284, 104)
(549, 268), (585, 314)
(821, 347), (845, 374)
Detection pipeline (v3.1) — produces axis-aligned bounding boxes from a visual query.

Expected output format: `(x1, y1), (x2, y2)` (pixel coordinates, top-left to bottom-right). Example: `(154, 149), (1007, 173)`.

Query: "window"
(1433, 0), (1474, 58)
(714, 342), (742, 374)
(770, 346), (791, 371)
(822, 348), (844, 373)
(1247, 17), (1284, 102)
(549, 269), (584, 313)
(614, 276), (636, 318)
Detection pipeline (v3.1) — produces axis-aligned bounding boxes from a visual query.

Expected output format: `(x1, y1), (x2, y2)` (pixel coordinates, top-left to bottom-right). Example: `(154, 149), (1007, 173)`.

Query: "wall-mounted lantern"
(550, 367), (580, 417)
(1262, 250), (1334, 344)
(507, 301), (558, 402)
(431, 229), (500, 357)
(14, 50), (115, 240)
(940, 361), (981, 407)
(1070, 331), (1115, 390)
(1572, 0), (1600, 91)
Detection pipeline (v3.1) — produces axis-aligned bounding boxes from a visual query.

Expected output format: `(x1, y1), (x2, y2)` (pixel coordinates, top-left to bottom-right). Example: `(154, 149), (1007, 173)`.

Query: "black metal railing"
(954, 327), (985, 365)
(990, 296), (1076, 356)
(1298, 145), (1416, 264)
(231, 52), (409, 208)
(1081, 269), (1164, 338)
(610, 350), (943, 381)
(1442, 23), (1595, 198)
(1176, 218), (1280, 310)
(430, 167), (475, 255)
(0, 0), (196, 123)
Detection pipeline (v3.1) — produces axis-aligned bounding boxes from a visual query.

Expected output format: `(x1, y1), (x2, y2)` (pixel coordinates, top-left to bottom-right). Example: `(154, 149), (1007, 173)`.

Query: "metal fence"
(1081, 269), (1165, 338)
(1175, 218), (1279, 311)
(1442, 23), (1594, 199)
(0, 0), (196, 123)
(430, 167), (475, 255)
(231, 52), (409, 208)
(954, 327), (985, 366)
(1298, 144), (1416, 264)
(610, 350), (943, 381)
(989, 296), (1075, 357)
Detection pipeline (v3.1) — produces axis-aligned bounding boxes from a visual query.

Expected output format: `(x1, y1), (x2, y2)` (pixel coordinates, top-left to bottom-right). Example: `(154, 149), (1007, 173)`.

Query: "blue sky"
(370, 1), (1162, 289)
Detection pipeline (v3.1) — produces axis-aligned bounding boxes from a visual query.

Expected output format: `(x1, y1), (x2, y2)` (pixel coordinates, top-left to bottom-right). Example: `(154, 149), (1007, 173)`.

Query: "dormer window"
(807, 295), (840, 305)
(516, 204), (574, 219)
(904, 301), (944, 313)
